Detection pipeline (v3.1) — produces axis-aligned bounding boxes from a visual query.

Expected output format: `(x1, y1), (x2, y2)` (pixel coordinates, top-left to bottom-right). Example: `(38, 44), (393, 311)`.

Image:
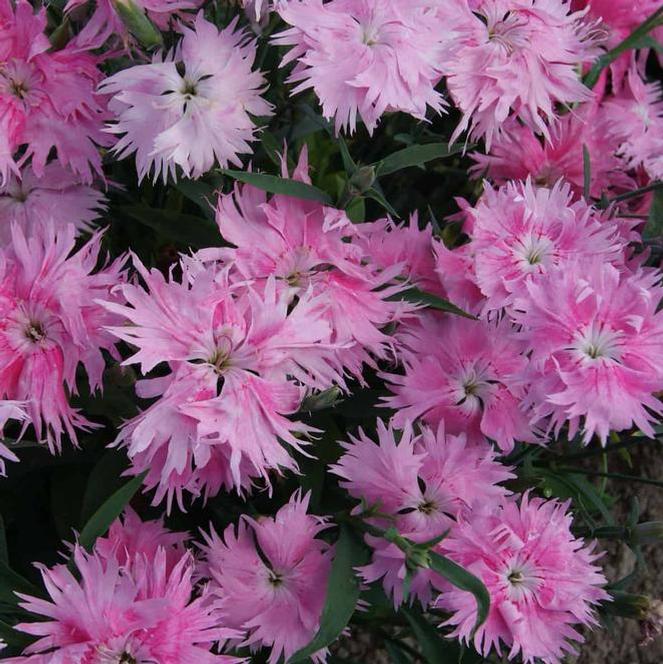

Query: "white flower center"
(514, 234), (554, 271)
(504, 557), (541, 601)
(573, 322), (622, 362)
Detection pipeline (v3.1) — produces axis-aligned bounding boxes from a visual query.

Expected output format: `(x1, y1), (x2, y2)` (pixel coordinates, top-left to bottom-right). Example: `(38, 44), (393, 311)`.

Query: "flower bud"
(111, 0), (163, 49)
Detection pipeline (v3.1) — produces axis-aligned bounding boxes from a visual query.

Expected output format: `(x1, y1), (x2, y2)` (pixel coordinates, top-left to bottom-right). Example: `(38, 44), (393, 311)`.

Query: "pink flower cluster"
(2, 0), (662, 662)
(13, 497), (333, 664)
(102, 148), (405, 510)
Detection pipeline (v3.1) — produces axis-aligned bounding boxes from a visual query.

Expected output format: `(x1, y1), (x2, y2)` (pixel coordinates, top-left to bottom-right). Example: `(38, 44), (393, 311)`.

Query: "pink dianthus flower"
(273, 0), (448, 134)
(437, 493), (608, 663)
(331, 420), (514, 606)
(103, 255), (345, 509)
(0, 0), (110, 184)
(383, 312), (536, 452)
(100, 13), (272, 182)
(13, 545), (239, 663)
(469, 106), (635, 200)
(461, 179), (621, 314)
(0, 224), (124, 451)
(444, 0), (600, 148)
(201, 490), (333, 664)
(514, 261), (663, 445)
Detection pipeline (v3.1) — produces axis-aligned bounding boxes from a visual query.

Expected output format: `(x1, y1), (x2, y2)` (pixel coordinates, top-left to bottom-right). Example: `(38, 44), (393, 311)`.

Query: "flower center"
(24, 320), (47, 344)
(573, 323), (622, 362)
(268, 570), (284, 587)
(9, 77), (28, 99)
(483, 10), (529, 55)
(515, 234), (554, 271)
(504, 558), (541, 601)
(119, 654), (137, 664)
(417, 498), (438, 515)
(180, 78), (198, 98)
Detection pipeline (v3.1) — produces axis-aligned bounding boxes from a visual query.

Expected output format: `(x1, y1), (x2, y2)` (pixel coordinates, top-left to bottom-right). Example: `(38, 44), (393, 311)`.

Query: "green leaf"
(220, 169), (333, 204)
(584, 7), (663, 89)
(645, 188), (663, 240)
(77, 472), (146, 552)
(0, 560), (42, 605)
(428, 551), (490, 634)
(119, 205), (222, 249)
(80, 450), (132, 524)
(376, 143), (466, 177)
(364, 187), (399, 217)
(402, 608), (483, 664)
(582, 144), (591, 201)
(396, 288), (477, 320)
(346, 196), (366, 223)
(288, 526), (369, 662)
(537, 469), (614, 526)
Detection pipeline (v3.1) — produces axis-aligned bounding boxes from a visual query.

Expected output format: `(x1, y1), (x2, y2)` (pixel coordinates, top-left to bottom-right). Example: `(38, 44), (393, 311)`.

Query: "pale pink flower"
(462, 179), (621, 313)
(437, 493), (608, 663)
(0, 0), (110, 184)
(273, 0), (448, 134)
(601, 67), (663, 181)
(384, 312), (536, 452)
(13, 545), (240, 663)
(444, 0), (600, 148)
(331, 420), (514, 606)
(94, 506), (188, 573)
(0, 224), (124, 452)
(216, 147), (407, 370)
(0, 163), (106, 243)
(201, 491), (332, 664)
(0, 400), (26, 476)
(103, 255), (344, 509)
(67, 0), (204, 50)
(100, 13), (272, 183)
(514, 261), (663, 445)
(470, 106), (635, 200)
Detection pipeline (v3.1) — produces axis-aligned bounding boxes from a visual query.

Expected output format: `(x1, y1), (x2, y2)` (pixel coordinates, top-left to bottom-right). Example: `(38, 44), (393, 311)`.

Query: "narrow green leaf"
(428, 551), (490, 633)
(0, 560), (42, 605)
(395, 288), (477, 320)
(645, 188), (663, 240)
(537, 469), (615, 526)
(584, 7), (663, 89)
(221, 169), (333, 204)
(288, 526), (369, 662)
(77, 472), (146, 552)
(376, 143), (466, 177)
(119, 205), (222, 249)
(80, 450), (131, 524)
(582, 144), (591, 201)
(365, 187), (399, 217)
